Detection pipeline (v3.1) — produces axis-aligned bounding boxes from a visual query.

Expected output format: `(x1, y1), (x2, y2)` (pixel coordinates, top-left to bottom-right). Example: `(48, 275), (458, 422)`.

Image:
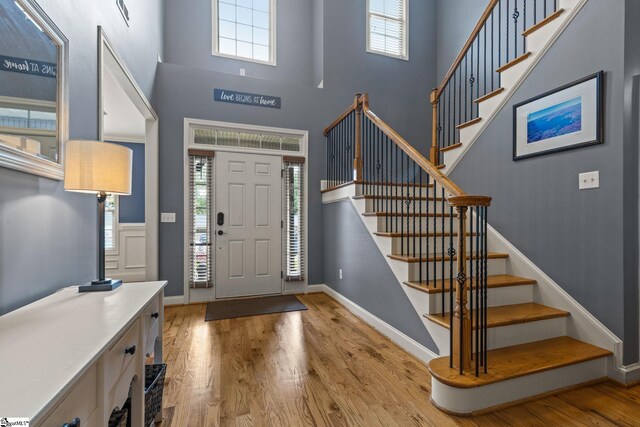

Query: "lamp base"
(78, 278), (123, 293)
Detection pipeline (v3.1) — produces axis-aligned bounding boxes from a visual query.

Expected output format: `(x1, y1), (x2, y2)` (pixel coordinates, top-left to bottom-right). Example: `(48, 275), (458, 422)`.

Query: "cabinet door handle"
(151, 312), (159, 319)
(63, 417), (81, 427)
(124, 345), (136, 356)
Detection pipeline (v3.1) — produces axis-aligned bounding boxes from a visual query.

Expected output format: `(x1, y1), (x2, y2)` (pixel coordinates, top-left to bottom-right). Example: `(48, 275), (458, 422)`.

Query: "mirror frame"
(0, 0), (69, 180)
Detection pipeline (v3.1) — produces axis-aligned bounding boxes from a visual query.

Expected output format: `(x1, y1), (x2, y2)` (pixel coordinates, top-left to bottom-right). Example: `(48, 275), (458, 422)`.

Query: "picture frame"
(513, 71), (603, 161)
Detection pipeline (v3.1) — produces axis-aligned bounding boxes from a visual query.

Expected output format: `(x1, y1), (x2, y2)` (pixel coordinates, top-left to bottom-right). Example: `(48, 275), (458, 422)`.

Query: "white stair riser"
(425, 284), (535, 315)
(356, 185), (436, 198)
(431, 356), (608, 415)
(374, 216), (456, 233)
(432, 316), (567, 354)
(363, 198), (451, 214)
(389, 235), (473, 255)
(407, 258), (507, 281)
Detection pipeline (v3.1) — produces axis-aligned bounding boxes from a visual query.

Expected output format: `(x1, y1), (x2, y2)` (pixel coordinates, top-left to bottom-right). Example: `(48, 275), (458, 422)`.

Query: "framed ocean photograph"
(513, 71), (603, 161)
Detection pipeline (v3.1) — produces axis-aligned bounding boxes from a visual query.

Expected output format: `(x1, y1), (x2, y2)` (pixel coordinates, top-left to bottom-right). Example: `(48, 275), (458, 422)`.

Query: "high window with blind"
(188, 151), (214, 288)
(212, 0), (275, 65)
(284, 158), (305, 282)
(366, 0), (409, 60)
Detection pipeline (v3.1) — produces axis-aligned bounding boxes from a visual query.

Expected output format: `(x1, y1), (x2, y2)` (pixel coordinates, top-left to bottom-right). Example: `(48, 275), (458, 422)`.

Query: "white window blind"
(188, 151), (214, 288)
(367, 0), (408, 60)
(213, 0), (275, 64)
(105, 195), (117, 251)
(284, 158), (304, 282)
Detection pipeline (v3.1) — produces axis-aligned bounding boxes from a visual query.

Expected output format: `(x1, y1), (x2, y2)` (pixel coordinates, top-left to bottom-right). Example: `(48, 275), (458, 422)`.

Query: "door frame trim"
(182, 118), (309, 303)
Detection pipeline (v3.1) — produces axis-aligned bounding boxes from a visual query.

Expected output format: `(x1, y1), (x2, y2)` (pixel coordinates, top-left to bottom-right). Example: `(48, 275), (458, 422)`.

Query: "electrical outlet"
(240, 68), (246, 76)
(579, 171), (599, 190)
(161, 212), (176, 223)
(339, 269), (343, 280)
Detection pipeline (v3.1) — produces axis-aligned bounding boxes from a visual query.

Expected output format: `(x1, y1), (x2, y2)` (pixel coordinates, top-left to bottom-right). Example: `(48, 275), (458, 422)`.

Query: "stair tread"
(425, 302), (569, 329)
(428, 336), (612, 388)
(440, 142), (463, 153)
(388, 252), (508, 263)
(405, 274), (536, 294)
(523, 9), (565, 36)
(456, 117), (482, 130)
(474, 87), (505, 104)
(363, 212), (456, 218)
(357, 180), (434, 188)
(353, 195), (444, 201)
(374, 231), (475, 238)
(496, 52), (532, 73)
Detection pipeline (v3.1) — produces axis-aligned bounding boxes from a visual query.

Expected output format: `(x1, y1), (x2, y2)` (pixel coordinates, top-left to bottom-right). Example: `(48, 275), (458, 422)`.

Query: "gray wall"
(323, 201), (437, 352)
(0, 0), (163, 315)
(436, 0), (489, 82)
(112, 142), (145, 224)
(164, 0), (315, 86)
(158, 0), (437, 297)
(449, 0), (639, 364)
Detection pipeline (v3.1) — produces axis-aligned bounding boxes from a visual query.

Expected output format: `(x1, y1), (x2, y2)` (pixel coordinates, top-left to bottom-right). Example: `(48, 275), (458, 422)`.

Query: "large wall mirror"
(0, 0), (68, 180)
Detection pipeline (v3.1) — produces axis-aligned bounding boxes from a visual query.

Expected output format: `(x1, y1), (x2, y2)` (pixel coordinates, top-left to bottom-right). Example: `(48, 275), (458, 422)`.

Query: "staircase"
(430, 0), (588, 172)
(322, 95), (612, 413)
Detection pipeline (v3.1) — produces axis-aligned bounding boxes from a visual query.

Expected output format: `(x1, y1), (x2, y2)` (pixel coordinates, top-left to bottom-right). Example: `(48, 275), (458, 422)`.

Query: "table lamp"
(64, 140), (133, 292)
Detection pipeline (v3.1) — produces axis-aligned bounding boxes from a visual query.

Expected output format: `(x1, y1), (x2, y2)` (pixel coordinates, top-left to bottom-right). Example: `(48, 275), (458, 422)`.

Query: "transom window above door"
(212, 0), (276, 65)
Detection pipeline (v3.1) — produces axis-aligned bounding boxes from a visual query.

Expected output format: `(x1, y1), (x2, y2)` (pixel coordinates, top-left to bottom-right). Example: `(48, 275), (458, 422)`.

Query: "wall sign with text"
(0, 55), (57, 78)
(214, 89), (281, 109)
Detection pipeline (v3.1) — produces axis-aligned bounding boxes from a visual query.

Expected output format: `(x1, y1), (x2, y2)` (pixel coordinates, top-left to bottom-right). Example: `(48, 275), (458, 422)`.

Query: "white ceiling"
(103, 67), (146, 143)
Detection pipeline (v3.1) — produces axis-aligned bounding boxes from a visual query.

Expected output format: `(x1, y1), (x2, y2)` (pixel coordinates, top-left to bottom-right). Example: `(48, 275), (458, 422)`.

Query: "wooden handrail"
(434, 0), (500, 100)
(362, 105), (466, 198)
(323, 94), (361, 136)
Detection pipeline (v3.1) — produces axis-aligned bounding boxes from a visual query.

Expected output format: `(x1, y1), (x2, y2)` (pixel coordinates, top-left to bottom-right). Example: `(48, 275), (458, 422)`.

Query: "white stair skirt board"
(307, 284), (438, 363)
(431, 357), (608, 416)
(442, 0), (588, 174)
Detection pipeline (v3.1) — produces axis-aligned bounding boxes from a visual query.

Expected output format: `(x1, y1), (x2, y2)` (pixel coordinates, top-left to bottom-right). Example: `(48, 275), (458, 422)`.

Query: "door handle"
(217, 212), (225, 226)
(217, 230), (228, 236)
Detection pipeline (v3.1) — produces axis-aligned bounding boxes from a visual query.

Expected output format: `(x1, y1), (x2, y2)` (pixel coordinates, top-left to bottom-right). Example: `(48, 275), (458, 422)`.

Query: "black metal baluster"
(484, 207), (489, 373)
(523, 0), (527, 56)
(441, 187), (445, 314)
(406, 154), (410, 256)
(412, 162), (416, 257)
(449, 207), (454, 369)
(476, 35), (481, 116)
(492, 4), (495, 89)
(400, 152), (404, 254)
(484, 24), (487, 97)
(419, 170), (423, 285)
(470, 206), (474, 365)
(513, 3), (519, 60)
(464, 56), (468, 123)
(506, 0), (510, 63)
(534, 0), (538, 25)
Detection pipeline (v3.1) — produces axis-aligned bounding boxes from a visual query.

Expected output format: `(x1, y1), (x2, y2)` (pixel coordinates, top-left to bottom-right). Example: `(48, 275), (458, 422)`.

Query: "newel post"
(430, 89), (440, 165)
(452, 204), (472, 372)
(354, 93), (364, 182)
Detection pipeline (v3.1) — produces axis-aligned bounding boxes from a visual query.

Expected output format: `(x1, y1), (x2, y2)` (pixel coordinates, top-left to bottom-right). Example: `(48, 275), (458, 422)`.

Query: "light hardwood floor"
(161, 293), (640, 426)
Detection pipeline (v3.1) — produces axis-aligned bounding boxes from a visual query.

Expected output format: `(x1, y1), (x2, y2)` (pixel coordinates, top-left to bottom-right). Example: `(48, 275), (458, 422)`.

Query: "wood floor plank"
(160, 293), (638, 426)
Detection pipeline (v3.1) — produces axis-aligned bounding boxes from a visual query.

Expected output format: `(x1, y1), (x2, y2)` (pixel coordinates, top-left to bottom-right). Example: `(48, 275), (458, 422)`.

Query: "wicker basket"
(144, 363), (167, 425)
(108, 406), (128, 427)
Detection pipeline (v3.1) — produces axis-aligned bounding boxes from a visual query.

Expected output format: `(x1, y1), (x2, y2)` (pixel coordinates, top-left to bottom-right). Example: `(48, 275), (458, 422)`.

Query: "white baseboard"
(307, 284), (438, 364)
(163, 295), (185, 306)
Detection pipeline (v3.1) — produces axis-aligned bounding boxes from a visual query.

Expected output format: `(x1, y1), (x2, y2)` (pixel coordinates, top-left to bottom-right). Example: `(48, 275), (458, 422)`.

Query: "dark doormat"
(205, 295), (307, 321)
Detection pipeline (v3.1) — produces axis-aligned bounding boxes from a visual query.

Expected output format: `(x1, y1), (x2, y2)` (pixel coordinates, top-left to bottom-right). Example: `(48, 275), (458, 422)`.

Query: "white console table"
(0, 281), (167, 426)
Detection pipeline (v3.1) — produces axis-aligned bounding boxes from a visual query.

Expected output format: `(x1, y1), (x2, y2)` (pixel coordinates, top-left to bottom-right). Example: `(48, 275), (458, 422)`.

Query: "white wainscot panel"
(106, 223), (146, 282)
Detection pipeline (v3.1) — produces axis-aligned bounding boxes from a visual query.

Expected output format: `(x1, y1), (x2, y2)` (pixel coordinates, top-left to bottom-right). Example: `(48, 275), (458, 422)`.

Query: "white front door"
(215, 151), (283, 298)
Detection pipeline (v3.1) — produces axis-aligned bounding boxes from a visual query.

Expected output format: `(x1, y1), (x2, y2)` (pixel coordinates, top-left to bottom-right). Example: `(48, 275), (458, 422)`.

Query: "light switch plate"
(579, 171), (599, 190)
(161, 212), (176, 223)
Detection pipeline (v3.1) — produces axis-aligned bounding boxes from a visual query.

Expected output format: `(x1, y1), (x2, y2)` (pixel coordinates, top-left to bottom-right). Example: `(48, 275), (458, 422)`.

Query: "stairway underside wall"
(322, 200), (438, 353)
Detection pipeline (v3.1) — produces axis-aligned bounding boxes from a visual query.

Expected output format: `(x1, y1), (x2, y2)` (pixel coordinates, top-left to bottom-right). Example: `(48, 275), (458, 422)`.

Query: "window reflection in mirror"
(0, 0), (59, 163)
